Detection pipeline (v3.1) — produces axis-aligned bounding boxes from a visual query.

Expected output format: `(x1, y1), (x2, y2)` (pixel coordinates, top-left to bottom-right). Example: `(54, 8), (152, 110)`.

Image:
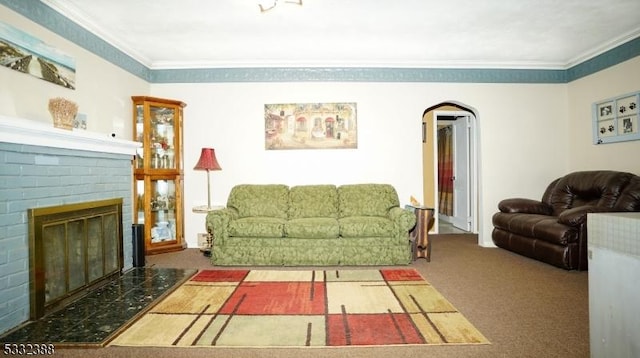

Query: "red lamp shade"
(194, 148), (221, 171)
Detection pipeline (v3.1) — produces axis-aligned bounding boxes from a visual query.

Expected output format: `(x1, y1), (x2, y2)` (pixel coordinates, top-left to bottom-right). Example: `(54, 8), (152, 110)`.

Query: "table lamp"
(194, 147), (221, 209)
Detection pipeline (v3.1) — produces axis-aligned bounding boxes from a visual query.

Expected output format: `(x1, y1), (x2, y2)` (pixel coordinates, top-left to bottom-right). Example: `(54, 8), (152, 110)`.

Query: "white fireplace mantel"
(0, 115), (140, 155)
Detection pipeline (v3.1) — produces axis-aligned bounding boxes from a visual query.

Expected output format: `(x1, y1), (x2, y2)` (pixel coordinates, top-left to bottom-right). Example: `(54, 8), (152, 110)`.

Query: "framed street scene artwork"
(592, 91), (639, 144)
(265, 102), (357, 150)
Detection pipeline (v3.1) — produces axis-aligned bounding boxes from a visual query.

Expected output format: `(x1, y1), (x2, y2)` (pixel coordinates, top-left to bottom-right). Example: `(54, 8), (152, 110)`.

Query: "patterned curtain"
(438, 126), (454, 216)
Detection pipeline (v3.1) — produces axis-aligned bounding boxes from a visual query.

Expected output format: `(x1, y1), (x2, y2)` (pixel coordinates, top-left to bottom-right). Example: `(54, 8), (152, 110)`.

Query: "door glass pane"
(150, 106), (176, 169)
(135, 104), (144, 168)
(136, 179), (145, 225)
(67, 219), (86, 291)
(87, 216), (104, 282)
(151, 179), (177, 243)
(43, 223), (66, 303)
(103, 213), (119, 273)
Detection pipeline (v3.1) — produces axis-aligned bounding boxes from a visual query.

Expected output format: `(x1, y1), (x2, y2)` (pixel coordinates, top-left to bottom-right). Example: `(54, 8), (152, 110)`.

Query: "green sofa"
(206, 183), (416, 266)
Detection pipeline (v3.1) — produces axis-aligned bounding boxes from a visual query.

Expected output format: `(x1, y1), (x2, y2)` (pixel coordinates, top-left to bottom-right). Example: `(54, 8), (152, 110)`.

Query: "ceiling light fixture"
(259, 0), (303, 13)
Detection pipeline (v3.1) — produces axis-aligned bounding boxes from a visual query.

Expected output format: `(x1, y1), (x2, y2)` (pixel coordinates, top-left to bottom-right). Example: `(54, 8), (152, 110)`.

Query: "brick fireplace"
(0, 115), (139, 335)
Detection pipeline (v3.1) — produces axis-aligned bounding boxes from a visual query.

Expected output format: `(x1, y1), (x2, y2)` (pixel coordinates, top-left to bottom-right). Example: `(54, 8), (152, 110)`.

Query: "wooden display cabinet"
(132, 96), (186, 255)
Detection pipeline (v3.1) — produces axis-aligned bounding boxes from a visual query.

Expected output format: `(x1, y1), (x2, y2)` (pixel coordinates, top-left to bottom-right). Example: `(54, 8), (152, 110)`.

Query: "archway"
(422, 101), (480, 240)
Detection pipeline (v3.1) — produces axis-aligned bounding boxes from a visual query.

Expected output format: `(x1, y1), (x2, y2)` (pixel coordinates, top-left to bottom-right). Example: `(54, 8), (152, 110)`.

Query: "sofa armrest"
(557, 205), (611, 226)
(388, 207), (417, 240)
(206, 208), (238, 246)
(498, 198), (553, 215)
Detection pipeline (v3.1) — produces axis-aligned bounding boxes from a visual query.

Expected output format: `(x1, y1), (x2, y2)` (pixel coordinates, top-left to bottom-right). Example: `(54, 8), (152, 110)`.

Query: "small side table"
(192, 205), (225, 257)
(405, 205), (435, 262)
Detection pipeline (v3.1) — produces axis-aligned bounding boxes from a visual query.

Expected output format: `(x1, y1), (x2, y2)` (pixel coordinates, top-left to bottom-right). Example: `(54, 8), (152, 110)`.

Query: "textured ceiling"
(42, 0), (640, 70)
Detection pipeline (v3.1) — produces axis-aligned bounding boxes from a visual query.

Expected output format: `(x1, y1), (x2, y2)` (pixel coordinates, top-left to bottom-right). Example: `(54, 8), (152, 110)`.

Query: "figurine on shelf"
(159, 138), (170, 150)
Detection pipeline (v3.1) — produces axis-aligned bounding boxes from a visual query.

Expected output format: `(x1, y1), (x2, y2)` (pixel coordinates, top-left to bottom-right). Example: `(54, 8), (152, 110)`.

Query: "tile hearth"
(0, 267), (196, 347)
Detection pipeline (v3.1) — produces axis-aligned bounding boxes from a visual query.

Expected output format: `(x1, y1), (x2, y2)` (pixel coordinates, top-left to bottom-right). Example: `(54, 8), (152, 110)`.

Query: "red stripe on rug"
(327, 312), (423, 345)
(219, 281), (326, 315)
(191, 270), (249, 282)
(380, 268), (424, 281)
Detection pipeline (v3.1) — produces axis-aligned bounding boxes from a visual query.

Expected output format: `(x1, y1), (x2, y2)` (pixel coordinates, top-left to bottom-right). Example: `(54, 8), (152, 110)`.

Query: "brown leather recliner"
(492, 171), (640, 270)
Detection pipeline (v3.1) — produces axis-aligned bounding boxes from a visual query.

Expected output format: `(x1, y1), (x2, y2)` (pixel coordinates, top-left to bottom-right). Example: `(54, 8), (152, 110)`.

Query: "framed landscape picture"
(0, 21), (76, 89)
(265, 102), (357, 150)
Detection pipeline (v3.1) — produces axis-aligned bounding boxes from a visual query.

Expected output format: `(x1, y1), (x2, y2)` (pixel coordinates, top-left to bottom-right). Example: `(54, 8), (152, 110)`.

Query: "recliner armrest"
(557, 205), (611, 226)
(498, 198), (553, 215)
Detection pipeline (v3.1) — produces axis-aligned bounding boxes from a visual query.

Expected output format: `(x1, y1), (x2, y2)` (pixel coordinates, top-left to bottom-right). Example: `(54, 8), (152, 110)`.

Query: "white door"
(452, 116), (471, 231)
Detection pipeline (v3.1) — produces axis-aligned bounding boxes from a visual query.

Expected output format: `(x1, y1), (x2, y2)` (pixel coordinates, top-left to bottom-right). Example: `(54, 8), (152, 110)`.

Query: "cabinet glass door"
(135, 179), (145, 224)
(134, 104), (144, 169)
(132, 96), (185, 255)
(149, 105), (176, 170)
(150, 179), (177, 244)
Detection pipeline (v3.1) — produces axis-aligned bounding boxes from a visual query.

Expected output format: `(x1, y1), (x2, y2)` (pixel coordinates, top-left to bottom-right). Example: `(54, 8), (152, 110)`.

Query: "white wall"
(0, 6), (149, 136)
(151, 82), (570, 248)
(568, 57), (640, 173)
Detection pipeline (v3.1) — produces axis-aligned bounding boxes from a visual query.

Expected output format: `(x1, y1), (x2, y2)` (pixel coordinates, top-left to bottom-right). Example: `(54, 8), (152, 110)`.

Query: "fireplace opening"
(28, 198), (123, 319)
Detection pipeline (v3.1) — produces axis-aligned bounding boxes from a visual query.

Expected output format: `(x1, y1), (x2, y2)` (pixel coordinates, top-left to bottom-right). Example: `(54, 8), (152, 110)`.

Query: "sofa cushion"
(229, 217), (285, 238)
(339, 216), (395, 237)
(492, 213), (578, 245)
(227, 184), (289, 219)
(285, 217), (340, 239)
(289, 185), (338, 219)
(338, 184), (399, 218)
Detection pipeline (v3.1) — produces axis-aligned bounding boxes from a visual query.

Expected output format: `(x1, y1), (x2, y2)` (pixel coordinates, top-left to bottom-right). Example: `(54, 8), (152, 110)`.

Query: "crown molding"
(565, 27), (640, 68)
(567, 36), (640, 82)
(0, 0), (150, 81)
(41, 0), (154, 68)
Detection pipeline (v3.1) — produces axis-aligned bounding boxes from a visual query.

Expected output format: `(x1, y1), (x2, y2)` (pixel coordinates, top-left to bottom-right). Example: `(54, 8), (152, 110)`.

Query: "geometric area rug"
(110, 269), (489, 347)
